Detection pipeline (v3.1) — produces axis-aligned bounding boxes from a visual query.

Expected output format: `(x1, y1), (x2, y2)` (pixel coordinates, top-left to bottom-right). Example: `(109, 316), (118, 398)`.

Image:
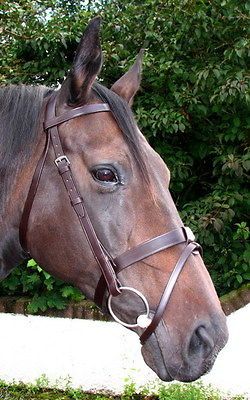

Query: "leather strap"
(140, 242), (201, 344)
(114, 227), (190, 270)
(19, 125), (51, 253)
(44, 103), (110, 130)
(94, 226), (196, 307)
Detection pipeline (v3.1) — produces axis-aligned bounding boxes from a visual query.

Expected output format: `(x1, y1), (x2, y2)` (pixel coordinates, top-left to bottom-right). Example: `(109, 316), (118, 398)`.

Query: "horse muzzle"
(141, 311), (229, 382)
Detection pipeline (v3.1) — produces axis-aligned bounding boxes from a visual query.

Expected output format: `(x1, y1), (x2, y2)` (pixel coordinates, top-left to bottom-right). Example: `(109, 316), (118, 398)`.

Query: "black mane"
(0, 85), (51, 210)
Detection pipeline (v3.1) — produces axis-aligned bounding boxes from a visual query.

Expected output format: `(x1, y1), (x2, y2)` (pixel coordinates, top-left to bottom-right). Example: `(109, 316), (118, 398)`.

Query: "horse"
(0, 17), (228, 382)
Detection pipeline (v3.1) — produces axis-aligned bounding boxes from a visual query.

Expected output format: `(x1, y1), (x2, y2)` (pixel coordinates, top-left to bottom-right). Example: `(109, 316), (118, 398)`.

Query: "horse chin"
(140, 327), (174, 382)
(141, 324), (174, 382)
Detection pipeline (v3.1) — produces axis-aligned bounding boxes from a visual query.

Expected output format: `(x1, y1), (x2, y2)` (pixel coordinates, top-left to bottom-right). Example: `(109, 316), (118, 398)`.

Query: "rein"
(19, 92), (202, 344)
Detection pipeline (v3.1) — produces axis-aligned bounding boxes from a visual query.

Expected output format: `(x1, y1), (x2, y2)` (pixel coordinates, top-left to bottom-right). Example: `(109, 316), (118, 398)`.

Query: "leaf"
(243, 159), (250, 171)
(27, 274), (40, 285)
(243, 247), (250, 263)
(245, 2), (250, 11)
(58, 70), (65, 78)
(203, 70), (209, 80)
(47, 294), (67, 310)
(235, 48), (244, 58)
(27, 294), (47, 314)
(61, 286), (83, 301)
(61, 286), (76, 298)
(173, 123), (179, 132)
(242, 273), (250, 280)
(27, 259), (37, 267)
(179, 123), (185, 132)
(61, 36), (67, 49)
(213, 219), (223, 232)
(43, 271), (51, 280)
(44, 278), (54, 291)
(233, 117), (240, 127)
(242, 264), (248, 272)
(213, 69), (220, 79)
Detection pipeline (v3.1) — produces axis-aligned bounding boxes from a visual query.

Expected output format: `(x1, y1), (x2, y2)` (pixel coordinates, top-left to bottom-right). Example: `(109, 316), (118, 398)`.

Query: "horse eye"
(92, 168), (118, 183)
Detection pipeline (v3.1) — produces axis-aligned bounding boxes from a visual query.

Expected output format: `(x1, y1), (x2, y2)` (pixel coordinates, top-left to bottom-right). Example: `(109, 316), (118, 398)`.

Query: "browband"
(44, 103), (111, 130)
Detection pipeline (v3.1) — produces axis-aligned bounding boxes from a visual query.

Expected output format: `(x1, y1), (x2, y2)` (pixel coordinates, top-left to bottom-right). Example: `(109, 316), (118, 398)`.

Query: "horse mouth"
(140, 319), (228, 383)
(141, 334), (215, 383)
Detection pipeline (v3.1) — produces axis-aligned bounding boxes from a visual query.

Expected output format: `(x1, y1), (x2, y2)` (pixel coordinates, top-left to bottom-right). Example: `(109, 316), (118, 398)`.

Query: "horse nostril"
(188, 325), (214, 359)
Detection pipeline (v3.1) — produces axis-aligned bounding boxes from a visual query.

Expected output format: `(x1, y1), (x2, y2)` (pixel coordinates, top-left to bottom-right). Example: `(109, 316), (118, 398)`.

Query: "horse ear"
(111, 49), (144, 106)
(65, 17), (103, 105)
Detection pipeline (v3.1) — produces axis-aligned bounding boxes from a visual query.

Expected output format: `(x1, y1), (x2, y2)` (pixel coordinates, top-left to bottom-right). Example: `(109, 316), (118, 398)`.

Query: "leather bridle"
(19, 92), (202, 344)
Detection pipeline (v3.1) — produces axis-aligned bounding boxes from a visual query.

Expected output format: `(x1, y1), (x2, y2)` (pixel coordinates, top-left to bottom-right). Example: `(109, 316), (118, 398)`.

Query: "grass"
(0, 379), (247, 400)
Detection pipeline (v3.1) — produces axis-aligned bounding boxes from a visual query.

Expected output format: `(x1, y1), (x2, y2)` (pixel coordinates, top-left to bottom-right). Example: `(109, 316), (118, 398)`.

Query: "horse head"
(1, 18), (228, 382)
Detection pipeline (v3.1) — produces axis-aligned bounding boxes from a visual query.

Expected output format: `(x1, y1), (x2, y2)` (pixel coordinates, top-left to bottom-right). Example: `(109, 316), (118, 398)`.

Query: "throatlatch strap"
(19, 126), (51, 253)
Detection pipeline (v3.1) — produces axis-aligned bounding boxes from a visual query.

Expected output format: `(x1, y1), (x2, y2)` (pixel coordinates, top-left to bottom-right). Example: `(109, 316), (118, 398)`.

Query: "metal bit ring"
(108, 286), (151, 329)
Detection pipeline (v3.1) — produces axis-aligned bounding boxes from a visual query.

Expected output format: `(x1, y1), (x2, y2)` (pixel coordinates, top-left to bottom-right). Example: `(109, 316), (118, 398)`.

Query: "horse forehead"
(62, 110), (127, 151)
(77, 109), (121, 136)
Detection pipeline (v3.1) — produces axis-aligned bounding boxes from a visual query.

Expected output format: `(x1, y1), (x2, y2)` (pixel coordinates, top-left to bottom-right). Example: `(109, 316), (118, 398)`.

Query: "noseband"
(19, 92), (202, 344)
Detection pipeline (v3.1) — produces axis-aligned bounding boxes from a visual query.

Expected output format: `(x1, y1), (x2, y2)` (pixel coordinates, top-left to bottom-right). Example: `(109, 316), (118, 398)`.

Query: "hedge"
(0, 0), (249, 312)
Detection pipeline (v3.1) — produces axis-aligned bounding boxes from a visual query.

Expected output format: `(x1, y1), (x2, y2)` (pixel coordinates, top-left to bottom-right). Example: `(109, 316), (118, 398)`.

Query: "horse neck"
(0, 123), (46, 280)
(0, 198), (25, 280)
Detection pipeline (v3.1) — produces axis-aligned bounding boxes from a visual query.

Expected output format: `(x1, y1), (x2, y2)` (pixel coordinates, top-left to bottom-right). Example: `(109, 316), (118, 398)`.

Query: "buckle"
(55, 155), (70, 167)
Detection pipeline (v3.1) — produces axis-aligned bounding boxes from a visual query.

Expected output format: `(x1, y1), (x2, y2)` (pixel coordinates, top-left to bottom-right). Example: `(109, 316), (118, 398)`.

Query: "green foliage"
(122, 379), (246, 400)
(0, 259), (84, 313)
(158, 382), (221, 400)
(0, 378), (247, 400)
(0, 0), (249, 302)
(0, 378), (114, 399)
(181, 192), (249, 295)
(122, 378), (138, 400)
